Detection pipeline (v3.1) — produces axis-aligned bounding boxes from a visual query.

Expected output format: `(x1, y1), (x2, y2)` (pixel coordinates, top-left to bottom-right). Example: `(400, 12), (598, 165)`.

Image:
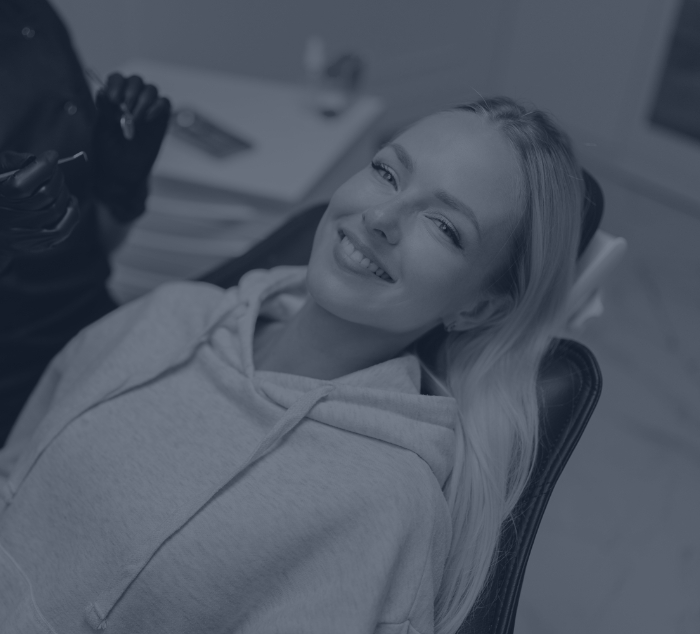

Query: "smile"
(337, 230), (394, 282)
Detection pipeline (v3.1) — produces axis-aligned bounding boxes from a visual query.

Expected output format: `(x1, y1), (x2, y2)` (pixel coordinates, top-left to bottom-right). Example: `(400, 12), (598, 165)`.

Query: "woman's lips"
(337, 230), (394, 282)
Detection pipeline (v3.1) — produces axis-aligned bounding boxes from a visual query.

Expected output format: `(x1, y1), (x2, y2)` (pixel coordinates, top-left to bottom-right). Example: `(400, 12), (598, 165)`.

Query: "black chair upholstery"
(198, 201), (328, 288)
(197, 171), (605, 634)
(457, 338), (602, 633)
(457, 171), (604, 634)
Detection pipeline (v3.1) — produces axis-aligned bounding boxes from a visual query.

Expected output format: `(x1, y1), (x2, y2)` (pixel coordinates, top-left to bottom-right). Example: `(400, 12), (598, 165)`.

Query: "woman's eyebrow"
(435, 190), (483, 242)
(387, 143), (415, 173)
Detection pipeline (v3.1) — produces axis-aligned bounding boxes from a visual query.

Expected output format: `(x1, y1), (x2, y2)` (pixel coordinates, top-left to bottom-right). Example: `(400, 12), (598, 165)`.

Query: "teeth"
(340, 235), (392, 281)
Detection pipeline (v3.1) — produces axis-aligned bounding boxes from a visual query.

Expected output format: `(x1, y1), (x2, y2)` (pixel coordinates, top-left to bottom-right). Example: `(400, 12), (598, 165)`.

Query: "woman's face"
(306, 110), (523, 337)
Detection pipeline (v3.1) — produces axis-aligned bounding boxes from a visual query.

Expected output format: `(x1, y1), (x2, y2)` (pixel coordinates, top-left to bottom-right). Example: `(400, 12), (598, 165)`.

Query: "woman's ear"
(447, 294), (512, 332)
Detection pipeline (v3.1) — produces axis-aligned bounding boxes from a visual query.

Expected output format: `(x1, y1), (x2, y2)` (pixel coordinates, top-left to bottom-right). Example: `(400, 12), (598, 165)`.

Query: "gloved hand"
(0, 150), (81, 254)
(93, 73), (171, 224)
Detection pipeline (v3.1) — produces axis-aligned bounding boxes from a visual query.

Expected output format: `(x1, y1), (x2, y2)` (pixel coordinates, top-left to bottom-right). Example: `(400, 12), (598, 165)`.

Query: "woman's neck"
(253, 299), (427, 381)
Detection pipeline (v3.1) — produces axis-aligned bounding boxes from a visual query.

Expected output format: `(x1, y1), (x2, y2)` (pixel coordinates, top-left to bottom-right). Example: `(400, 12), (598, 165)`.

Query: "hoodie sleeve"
(0, 336), (74, 485)
(0, 280), (229, 485)
(0, 290), (153, 485)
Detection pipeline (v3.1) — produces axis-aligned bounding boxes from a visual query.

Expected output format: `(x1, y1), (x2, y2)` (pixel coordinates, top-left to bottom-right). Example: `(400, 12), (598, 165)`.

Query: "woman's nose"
(361, 204), (401, 245)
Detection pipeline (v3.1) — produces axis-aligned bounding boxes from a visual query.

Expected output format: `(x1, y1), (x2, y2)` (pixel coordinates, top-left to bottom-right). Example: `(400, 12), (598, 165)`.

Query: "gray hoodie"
(0, 266), (458, 634)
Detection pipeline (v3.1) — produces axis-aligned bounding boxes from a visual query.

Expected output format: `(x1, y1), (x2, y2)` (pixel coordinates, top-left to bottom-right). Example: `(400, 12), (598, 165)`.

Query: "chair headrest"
(579, 170), (604, 258)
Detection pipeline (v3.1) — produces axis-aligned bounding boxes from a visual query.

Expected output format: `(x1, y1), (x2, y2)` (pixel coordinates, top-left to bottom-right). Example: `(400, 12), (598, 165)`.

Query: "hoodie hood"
(213, 266), (458, 487)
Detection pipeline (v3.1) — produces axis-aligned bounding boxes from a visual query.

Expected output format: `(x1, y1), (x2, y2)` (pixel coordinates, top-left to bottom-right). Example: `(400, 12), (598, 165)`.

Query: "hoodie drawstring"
(84, 384), (335, 631)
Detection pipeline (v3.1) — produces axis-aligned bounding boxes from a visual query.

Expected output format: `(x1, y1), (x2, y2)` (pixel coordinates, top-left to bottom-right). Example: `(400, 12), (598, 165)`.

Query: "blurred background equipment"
(304, 36), (365, 117)
(169, 108), (254, 158)
(650, 0), (700, 144)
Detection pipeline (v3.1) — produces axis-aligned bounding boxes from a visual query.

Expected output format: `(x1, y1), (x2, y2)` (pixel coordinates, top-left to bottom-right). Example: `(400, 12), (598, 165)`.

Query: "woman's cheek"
(406, 244), (469, 308)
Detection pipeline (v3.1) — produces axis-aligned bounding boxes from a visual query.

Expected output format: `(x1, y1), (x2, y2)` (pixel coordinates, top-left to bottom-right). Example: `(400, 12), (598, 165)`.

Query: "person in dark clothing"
(0, 0), (171, 445)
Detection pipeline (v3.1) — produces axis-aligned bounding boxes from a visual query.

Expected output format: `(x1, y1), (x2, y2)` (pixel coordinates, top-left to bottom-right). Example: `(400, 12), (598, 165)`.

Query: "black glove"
(0, 150), (81, 254)
(93, 73), (171, 224)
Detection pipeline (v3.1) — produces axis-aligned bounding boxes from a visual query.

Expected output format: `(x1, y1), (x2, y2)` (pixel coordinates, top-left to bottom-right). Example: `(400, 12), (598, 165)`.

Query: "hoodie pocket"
(0, 541), (56, 634)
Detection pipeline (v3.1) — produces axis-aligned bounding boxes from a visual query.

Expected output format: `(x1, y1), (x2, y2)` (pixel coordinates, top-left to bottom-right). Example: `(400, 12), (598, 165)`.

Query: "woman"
(0, 97), (584, 634)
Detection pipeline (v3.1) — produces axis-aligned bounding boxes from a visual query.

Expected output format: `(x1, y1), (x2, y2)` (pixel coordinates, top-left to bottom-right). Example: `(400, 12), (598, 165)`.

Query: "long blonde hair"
(416, 97), (586, 633)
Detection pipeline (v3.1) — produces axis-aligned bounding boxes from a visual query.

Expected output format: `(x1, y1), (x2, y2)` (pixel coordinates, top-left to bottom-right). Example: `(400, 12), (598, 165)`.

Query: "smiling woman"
(304, 109), (522, 346)
(0, 97), (584, 634)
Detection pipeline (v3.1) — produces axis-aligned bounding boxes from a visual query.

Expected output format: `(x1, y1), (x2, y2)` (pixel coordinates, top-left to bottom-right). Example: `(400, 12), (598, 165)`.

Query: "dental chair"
(198, 170), (624, 634)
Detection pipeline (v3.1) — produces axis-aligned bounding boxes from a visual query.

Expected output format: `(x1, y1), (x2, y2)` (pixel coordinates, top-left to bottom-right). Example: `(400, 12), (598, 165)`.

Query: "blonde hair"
(415, 97), (585, 633)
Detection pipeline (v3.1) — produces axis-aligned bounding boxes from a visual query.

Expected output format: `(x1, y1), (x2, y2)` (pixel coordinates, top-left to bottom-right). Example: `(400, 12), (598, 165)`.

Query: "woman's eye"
(431, 217), (462, 248)
(371, 160), (397, 188)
